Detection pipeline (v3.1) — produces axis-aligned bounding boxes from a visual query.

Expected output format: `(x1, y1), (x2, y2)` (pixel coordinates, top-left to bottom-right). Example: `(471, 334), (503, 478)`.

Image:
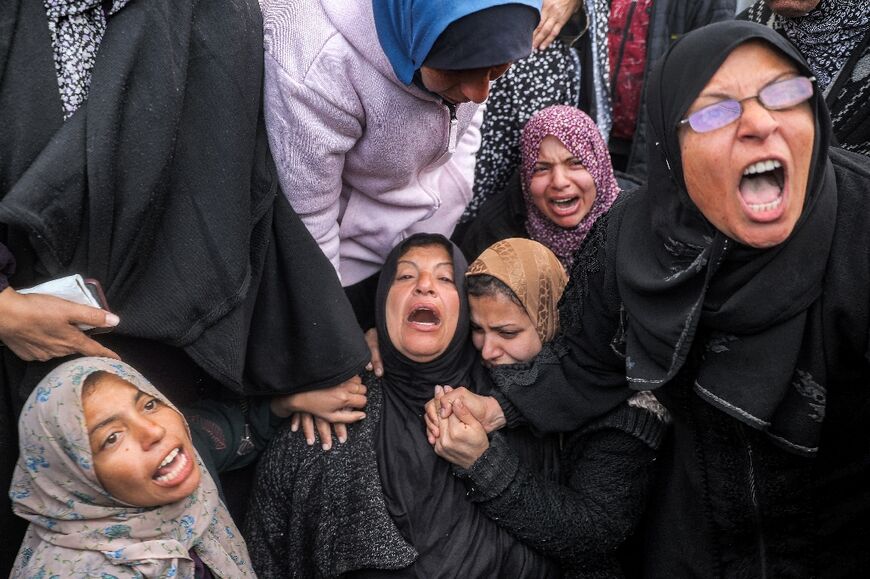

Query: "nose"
(460, 77), (491, 104)
(480, 335), (501, 363)
(737, 97), (778, 140)
(414, 271), (436, 295)
(134, 417), (166, 450)
(550, 165), (570, 189)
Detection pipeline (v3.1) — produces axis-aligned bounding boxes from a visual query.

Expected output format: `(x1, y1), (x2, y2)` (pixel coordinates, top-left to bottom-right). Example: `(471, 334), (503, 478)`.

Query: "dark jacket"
(621, 0), (736, 180)
(456, 401), (667, 578)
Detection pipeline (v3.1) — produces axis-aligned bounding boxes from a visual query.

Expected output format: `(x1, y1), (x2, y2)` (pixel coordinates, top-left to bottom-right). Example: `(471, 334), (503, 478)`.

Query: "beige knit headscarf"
(466, 238), (568, 343)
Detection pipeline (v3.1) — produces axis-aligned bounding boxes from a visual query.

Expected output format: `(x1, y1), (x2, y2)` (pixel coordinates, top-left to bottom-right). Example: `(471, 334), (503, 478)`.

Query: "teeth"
(746, 196), (783, 212)
(158, 448), (179, 469)
(743, 159), (782, 175)
(155, 450), (188, 483)
(552, 198), (576, 206)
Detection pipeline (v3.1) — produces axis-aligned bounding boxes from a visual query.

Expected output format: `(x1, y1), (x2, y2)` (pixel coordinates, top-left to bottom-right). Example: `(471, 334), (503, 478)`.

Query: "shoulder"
(260, 0), (344, 77)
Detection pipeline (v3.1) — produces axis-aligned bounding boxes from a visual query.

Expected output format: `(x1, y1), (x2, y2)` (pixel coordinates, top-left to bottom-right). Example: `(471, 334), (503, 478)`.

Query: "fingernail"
(366, 362), (373, 371)
(291, 423), (298, 432)
(375, 368), (383, 377)
(306, 438), (314, 446)
(338, 435), (347, 444)
(105, 313), (120, 327)
(322, 443), (331, 451)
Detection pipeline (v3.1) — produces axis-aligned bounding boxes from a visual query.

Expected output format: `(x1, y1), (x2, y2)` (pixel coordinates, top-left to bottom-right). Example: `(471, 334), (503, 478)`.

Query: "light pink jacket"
(261, 0), (482, 286)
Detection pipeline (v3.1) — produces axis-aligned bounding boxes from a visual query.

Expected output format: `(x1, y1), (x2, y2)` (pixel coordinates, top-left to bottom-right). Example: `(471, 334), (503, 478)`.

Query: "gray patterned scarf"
(43, 0), (132, 118)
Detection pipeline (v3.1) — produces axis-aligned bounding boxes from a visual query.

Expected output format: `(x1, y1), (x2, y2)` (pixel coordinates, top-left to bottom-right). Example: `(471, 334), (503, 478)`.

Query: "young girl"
(9, 357), (270, 578)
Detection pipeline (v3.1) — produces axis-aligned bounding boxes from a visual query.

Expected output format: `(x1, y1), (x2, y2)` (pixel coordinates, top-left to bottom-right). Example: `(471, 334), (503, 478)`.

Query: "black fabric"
(616, 20), (835, 454)
(345, 270), (381, 331)
(369, 233), (556, 578)
(423, 5), (538, 70)
(0, 0), (368, 397)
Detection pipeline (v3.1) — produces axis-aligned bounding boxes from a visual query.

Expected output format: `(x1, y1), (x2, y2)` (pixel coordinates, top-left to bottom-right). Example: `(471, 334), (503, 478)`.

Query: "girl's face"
(528, 135), (598, 229)
(83, 374), (200, 507)
(469, 292), (542, 366)
(386, 244), (461, 362)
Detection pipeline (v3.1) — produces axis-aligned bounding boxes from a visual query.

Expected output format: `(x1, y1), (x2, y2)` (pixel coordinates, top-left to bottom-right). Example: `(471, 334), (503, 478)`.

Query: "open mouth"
(152, 447), (191, 485)
(548, 195), (581, 216)
(739, 159), (785, 215)
(407, 305), (441, 327)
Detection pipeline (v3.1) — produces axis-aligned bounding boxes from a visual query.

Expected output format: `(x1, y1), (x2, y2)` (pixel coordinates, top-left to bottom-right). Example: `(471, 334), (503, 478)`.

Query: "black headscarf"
(423, 5), (539, 71)
(616, 21), (836, 454)
(371, 233), (552, 578)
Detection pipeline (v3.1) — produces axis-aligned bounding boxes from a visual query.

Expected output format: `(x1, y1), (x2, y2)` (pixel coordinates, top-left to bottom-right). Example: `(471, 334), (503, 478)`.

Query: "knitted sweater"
(260, 0), (482, 286)
(457, 399), (667, 578)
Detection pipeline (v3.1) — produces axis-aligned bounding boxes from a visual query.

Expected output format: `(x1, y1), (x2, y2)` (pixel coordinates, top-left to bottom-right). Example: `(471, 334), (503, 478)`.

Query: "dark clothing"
(0, 0), (367, 571)
(246, 377), (557, 579)
(739, 1), (870, 157)
(490, 21), (870, 576)
(617, 0), (735, 180)
(456, 403), (666, 578)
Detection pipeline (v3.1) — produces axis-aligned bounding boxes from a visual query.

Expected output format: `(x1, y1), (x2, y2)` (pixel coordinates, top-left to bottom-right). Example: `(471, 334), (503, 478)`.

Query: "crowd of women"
(2, 0), (870, 577)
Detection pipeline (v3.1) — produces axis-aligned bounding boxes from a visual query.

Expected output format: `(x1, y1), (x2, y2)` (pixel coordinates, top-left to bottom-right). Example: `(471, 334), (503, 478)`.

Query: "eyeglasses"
(679, 76), (816, 133)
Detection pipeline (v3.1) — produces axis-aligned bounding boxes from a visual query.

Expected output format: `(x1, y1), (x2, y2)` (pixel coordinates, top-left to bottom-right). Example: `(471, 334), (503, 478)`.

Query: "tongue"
(739, 172), (781, 204)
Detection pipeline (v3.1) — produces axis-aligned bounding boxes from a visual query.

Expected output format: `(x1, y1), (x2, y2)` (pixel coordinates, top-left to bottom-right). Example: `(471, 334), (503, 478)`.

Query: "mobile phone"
(83, 278), (113, 334)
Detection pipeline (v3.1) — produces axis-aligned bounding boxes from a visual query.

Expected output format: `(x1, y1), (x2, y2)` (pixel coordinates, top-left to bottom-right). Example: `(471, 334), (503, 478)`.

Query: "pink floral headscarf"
(521, 105), (620, 268)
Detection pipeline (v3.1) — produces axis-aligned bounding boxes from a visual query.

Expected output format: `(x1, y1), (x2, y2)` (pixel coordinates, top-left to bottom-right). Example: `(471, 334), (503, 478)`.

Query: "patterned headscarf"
(777, 0), (870, 90)
(43, 0), (133, 118)
(467, 238), (568, 343)
(9, 358), (253, 579)
(521, 105), (620, 268)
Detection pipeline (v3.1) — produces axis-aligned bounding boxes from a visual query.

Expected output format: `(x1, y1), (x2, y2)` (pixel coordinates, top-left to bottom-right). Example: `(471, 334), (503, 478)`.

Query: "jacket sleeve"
(454, 405), (665, 567)
(262, 50), (364, 280)
(489, 213), (632, 433)
(185, 397), (282, 474)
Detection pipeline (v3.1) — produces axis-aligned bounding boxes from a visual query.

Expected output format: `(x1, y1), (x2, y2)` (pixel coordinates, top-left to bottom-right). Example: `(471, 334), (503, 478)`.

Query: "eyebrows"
(697, 70), (799, 102)
(87, 390), (148, 436)
(395, 259), (453, 270)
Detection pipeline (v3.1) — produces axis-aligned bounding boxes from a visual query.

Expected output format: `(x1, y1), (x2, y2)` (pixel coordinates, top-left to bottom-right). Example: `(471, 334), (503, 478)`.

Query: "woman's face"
(469, 293), (542, 366)
(386, 244), (461, 362)
(83, 374), (200, 507)
(679, 41), (814, 249)
(420, 63), (511, 104)
(529, 135), (598, 229)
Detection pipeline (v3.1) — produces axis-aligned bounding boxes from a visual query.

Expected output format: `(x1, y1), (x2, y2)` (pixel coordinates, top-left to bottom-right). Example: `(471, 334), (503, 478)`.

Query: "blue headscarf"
(373, 0), (541, 85)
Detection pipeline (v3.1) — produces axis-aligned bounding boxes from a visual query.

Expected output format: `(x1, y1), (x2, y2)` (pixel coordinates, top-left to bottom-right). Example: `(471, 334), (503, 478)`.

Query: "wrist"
(482, 396), (506, 433)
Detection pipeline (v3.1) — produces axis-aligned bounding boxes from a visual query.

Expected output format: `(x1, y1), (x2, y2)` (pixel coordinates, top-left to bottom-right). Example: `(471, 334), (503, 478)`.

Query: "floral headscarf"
(467, 238), (568, 343)
(9, 357), (253, 578)
(521, 105), (620, 268)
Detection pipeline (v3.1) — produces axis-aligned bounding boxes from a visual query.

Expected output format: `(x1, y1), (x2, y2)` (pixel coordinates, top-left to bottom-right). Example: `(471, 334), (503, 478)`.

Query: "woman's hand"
(425, 385), (506, 444)
(533, 0), (582, 50)
(271, 376), (367, 450)
(0, 288), (120, 361)
(364, 327), (383, 377)
(433, 398), (489, 469)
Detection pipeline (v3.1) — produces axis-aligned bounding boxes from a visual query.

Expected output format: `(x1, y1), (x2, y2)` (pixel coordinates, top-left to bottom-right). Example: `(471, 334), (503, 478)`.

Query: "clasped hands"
(424, 385), (506, 469)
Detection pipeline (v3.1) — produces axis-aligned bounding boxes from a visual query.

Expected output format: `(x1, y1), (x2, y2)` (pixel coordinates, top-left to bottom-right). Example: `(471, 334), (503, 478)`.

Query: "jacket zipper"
(445, 102), (458, 154)
(745, 437), (768, 578)
(610, 0), (638, 98)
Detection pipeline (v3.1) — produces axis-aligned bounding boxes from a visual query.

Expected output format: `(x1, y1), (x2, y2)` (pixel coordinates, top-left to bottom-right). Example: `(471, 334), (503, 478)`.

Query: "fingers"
(75, 335), (120, 360)
(425, 397), (441, 443)
(364, 328), (383, 377)
(327, 409), (367, 424)
(290, 413), (301, 432)
(66, 303), (120, 329)
(450, 398), (478, 426)
(301, 413), (316, 446)
(344, 392), (367, 410)
(333, 422), (348, 444)
(315, 417), (332, 451)
(533, 18), (559, 50)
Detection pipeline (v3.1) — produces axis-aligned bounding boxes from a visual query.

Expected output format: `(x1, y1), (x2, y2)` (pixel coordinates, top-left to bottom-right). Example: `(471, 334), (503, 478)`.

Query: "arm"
(454, 406), (666, 565)
(263, 51), (363, 277)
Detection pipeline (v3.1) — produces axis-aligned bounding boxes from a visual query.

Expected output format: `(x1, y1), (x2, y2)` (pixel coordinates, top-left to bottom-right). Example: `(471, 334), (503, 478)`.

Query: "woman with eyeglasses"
(426, 20), (870, 575)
